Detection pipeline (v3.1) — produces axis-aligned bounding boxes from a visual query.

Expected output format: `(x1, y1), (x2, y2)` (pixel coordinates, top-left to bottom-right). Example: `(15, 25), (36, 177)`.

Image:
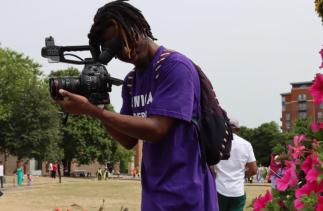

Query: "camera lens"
(49, 77), (81, 99)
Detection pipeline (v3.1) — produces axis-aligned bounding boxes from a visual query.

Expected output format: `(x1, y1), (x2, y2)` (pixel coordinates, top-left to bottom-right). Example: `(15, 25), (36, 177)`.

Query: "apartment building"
(280, 81), (323, 132)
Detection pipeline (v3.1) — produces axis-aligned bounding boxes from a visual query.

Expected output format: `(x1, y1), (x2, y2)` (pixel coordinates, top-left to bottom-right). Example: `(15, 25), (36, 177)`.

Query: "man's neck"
(136, 40), (160, 71)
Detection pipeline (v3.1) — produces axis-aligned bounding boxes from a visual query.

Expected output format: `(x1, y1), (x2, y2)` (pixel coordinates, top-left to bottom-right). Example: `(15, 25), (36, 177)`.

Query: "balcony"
(298, 95), (307, 102)
(298, 104), (307, 111)
(298, 98), (306, 102)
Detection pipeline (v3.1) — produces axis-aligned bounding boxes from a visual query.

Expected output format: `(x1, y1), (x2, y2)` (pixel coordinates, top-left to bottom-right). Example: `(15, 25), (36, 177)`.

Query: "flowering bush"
(248, 66), (323, 210)
(248, 115), (323, 210)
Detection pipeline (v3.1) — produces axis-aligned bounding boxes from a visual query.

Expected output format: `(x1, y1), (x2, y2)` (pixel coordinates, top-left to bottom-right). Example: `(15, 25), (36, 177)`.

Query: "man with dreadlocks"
(55, 0), (218, 210)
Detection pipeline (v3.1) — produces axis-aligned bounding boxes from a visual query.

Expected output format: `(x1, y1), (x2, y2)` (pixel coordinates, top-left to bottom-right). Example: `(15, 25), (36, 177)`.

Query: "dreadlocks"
(88, 0), (157, 58)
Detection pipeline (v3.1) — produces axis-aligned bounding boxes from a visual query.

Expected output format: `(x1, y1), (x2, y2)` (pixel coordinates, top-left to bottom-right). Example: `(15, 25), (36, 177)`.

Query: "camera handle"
(41, 36), (98, 65)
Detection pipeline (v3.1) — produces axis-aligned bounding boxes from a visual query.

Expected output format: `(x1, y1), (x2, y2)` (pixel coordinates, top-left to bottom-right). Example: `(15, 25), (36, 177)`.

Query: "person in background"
(16, 163), (24, 186)
(0, 161), (3, 188)
(51, 162), (57, 179)
(97, 168), (102, 180)
(268, 154), (282, 195)
(132, 168), (136, 178)
(137, 169), (141, 178)
(49, 162), (53, 177)
(27, 174), (33, 186)
(104, 167), (109, 180)
(213, 117), (257, 211)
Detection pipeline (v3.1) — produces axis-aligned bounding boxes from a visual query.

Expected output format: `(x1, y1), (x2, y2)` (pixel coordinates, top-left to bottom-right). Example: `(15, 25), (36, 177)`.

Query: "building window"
(286, 113), (290, 120)
(299, 85), (307, 89)
(282, 96), (285, 111)
(298, 94), (306, 101)
(319, 112), (323, 119)
(298, 103), (307, 111)
(321, 103), (323, 109)
(299, 112), (307, 119)
(286, 122), (291, 129)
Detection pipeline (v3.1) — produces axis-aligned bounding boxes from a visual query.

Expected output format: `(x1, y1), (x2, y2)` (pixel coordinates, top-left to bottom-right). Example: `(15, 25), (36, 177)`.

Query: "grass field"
(0, 176), (270, 211)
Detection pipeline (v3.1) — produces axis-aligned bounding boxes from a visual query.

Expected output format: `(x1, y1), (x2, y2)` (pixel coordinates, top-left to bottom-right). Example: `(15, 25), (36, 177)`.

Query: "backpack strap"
(191, 117), (207, 175)
(127, 49), (175, 95)
(155, 49), (175, 81)
(154, 49), (208, 175)
(126, 68), (136, 95)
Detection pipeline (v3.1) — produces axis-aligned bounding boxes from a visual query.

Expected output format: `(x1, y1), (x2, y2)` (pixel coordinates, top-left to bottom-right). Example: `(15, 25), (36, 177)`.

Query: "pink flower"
(310, 122), (323, 132)
(306, 168), (323, 184)
(284, 159), (300, 170)
(309, 73), (323, 104)
(311, 122), (320, 132)
(287, 136), (306, 159)
(316, 195), (323, 211)
(267, 154), (282, 179)
(288, 145), (294, 159)
(253, 190), (273, 211)
(276, 159), (299, 191)
(319, 48), (323, 69)
(294, 180), (323, 209)
(301, 155), (320, 175)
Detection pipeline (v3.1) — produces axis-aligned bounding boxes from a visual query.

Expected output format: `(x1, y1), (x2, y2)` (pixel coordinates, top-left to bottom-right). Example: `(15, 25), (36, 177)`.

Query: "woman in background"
(16, 163), (24, 186)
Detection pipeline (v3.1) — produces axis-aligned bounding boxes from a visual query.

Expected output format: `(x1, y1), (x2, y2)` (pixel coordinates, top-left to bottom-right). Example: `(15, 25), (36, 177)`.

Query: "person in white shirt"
(49, 162), (53, 178)
(0, 160), (3, 188)
(213, 117), (257, 211)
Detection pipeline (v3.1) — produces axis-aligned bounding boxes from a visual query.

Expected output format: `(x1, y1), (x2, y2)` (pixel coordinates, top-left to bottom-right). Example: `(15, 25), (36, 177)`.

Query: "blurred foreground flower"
(309, 73), (323, 104)
(253, 190), (272, 211)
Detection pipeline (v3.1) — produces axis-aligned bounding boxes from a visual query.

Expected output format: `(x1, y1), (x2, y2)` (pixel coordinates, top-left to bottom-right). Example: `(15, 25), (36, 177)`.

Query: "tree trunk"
(62, 159), (71, 176)
(3, 153), (6, 175)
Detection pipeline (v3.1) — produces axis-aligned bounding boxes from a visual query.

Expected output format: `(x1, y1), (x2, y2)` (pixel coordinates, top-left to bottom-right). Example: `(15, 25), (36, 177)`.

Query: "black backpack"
(127, 49), (233, 174)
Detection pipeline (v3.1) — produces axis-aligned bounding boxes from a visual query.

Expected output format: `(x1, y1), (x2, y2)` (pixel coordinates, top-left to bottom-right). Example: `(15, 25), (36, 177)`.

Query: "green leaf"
(317, 173), (323, 185)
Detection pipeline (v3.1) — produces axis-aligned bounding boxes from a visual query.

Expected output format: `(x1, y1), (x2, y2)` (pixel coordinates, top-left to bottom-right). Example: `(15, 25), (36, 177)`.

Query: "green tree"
(0, 46), (60, 161)
(49, 68), (134, 175)
(238, 121), (292, 167)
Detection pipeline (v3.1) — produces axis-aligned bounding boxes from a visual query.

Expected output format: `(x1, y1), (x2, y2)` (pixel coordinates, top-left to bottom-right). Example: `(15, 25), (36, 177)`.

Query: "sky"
(1, 0), (323, 129)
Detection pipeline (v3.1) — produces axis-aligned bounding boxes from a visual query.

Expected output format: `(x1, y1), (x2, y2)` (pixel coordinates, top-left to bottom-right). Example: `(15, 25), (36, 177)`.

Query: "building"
(127, 140), (143, 175)
(280, 81), (323, 132)
(0, 141), (143, 177)
(0, 154), (108, 177)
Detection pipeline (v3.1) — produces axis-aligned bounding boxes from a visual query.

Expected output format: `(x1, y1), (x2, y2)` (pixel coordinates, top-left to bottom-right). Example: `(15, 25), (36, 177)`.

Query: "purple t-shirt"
(120, 46), (218, 211)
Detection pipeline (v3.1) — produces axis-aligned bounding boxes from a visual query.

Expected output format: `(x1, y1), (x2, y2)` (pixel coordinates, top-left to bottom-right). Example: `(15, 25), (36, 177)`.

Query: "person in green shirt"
(137, 169), (141, 178)
(97, 168), (102, 180)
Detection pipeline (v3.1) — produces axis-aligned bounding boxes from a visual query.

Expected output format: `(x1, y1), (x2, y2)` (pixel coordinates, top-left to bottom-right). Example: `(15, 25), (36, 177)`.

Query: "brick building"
(0, 153), (109, 177)
(280, 81), (323, 132)
(0, 142), (144, 177)
(0, 142), (143, 177)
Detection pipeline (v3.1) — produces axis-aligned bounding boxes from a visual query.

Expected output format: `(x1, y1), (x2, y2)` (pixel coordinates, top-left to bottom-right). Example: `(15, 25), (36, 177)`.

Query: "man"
(52, 162), (57, 179)
(132, 168), (136, 178)
(213, 117), (257, 211)
(97, 168), (102, 180)
(49, 162), (53, 177)
(55, 0), (218, 210)
(0, 161), (3, 188)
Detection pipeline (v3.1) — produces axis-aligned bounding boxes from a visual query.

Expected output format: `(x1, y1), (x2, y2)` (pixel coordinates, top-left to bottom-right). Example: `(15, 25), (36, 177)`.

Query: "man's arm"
(92, 107), (176, 144)
(245, 161), (257, 178)
(56, 90), (176, 146)
(101, 122), (138, 149)
(209, 165), (216, 178)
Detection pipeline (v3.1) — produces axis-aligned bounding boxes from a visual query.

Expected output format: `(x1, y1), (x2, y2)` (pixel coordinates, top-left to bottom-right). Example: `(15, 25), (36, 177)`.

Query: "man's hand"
(55, 89), (95, 115)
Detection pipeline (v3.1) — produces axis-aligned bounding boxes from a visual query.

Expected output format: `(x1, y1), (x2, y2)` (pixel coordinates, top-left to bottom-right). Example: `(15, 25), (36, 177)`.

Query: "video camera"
(41, 36), (124, 105)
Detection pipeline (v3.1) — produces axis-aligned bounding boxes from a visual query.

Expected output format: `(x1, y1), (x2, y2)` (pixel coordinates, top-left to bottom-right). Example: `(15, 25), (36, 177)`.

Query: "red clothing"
(52, 164), (57, 171)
